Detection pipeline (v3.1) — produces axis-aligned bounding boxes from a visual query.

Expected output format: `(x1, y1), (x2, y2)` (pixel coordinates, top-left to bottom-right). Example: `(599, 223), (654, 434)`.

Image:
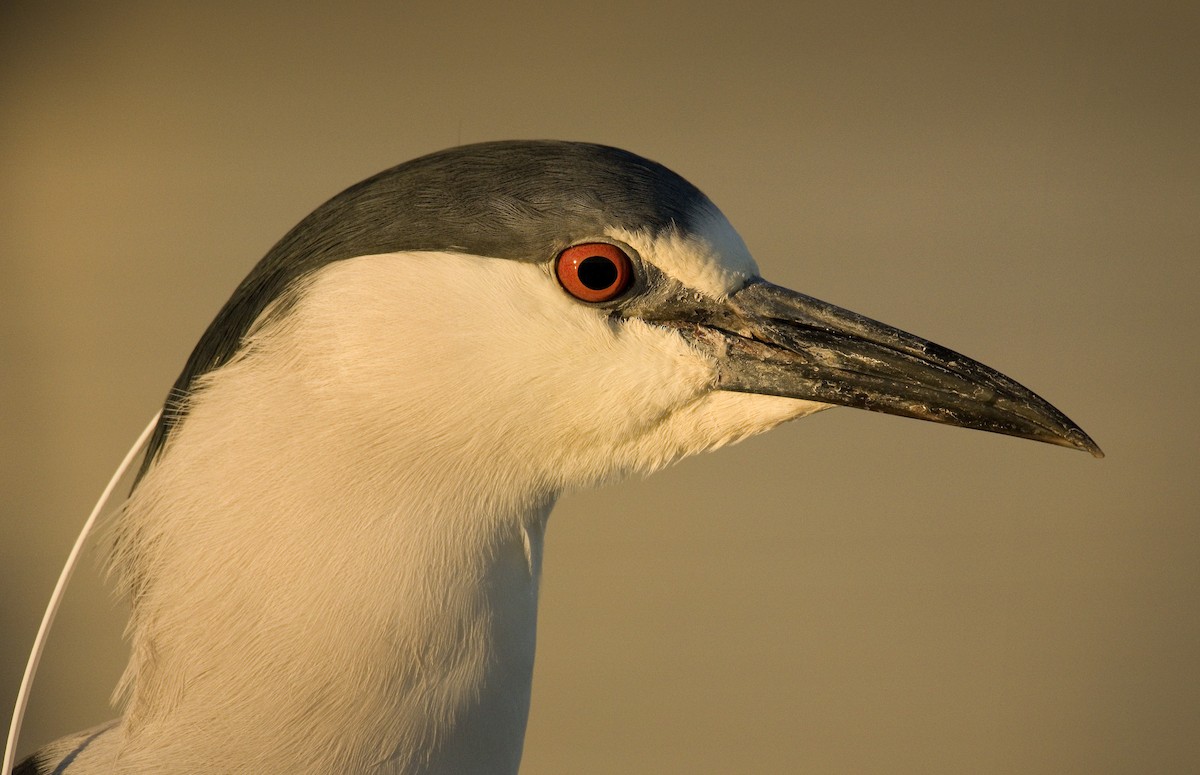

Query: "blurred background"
(2, 2), (1196, 773)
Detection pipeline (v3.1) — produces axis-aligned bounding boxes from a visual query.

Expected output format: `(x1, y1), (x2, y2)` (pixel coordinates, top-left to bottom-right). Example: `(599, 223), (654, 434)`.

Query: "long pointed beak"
(676, 279), (1102, 457)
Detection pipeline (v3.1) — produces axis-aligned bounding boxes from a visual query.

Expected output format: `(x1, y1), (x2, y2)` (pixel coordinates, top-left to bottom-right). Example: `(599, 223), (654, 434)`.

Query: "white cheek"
(275, 252), (720, 486)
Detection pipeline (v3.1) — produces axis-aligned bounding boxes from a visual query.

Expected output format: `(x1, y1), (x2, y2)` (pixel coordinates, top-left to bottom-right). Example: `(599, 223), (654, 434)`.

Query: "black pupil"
(577, 256), (618, 290)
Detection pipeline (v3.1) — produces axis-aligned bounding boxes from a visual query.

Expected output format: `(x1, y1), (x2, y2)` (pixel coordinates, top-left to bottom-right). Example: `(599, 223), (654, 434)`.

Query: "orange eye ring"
(555, 243), (634, 303)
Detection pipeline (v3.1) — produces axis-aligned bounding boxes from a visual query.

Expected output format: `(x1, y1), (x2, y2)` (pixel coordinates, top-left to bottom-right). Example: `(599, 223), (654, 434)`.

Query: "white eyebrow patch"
(606, 209), (759, 299)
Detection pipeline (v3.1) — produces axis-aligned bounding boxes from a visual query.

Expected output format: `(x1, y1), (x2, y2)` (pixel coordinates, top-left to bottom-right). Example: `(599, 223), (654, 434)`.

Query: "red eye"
(555, 243), (634, 303)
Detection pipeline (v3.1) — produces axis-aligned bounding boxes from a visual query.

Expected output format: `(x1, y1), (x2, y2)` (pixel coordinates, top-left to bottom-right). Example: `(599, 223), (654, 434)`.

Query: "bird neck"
(109, 386), (556, 774)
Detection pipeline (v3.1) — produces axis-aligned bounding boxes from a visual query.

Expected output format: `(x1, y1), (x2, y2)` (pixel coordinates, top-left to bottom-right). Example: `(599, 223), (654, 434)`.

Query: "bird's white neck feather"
(106, 251), (819, 773)
(111, 396), (553, 774)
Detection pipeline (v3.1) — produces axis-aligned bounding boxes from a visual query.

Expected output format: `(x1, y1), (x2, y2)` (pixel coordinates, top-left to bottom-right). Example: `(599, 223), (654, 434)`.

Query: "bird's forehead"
(606, 209), (759, 299)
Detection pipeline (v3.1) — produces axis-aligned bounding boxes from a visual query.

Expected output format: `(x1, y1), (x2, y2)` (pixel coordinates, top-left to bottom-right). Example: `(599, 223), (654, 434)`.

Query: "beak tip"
(1064, 427), (1104, 459)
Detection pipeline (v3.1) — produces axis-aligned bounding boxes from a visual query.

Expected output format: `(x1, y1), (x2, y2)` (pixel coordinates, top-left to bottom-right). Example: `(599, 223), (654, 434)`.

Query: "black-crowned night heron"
(11, 140), (1100, 774)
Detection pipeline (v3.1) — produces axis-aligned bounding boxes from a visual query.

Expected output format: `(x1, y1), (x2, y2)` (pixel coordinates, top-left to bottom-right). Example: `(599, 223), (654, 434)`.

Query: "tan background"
(2, 2), (1197, 772)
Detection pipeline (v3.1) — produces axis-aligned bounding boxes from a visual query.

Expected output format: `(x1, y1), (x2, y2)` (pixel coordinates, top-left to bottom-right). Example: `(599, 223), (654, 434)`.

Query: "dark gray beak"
(671, 279), (1102, 457)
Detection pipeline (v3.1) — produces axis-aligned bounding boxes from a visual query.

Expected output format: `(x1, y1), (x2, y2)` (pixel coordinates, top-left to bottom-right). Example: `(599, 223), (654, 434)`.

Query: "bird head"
(142, 140), (1099, 507)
